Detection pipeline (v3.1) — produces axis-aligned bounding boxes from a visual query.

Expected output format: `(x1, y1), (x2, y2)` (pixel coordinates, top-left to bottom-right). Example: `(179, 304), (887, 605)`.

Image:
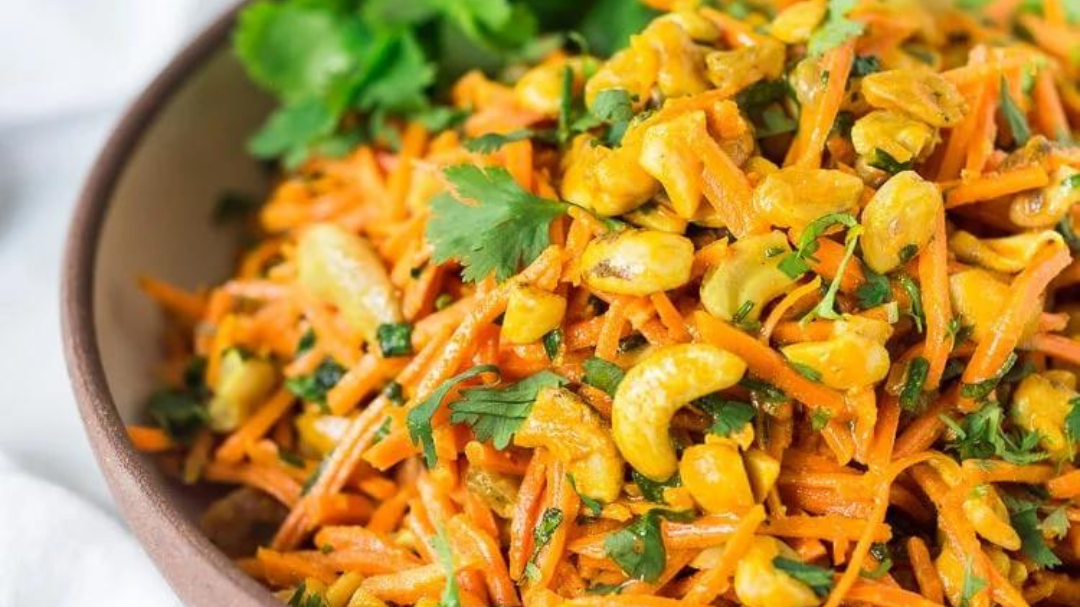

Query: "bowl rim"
(60, 2), (278, 605)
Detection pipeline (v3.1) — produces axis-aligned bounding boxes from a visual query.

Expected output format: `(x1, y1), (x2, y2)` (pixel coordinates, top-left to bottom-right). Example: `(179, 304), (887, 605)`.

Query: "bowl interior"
(81, 42), (279, 605)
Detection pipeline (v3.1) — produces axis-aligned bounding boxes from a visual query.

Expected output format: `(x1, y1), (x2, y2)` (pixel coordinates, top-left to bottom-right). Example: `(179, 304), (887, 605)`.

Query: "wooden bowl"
(61, 4), (280, 605)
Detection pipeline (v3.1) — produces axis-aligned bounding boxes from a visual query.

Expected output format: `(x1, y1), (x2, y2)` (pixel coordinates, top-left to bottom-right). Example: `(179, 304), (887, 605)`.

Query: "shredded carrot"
(216, 388), (297, 465)
(127, 426), (175, 453)
(786, 41), (855, 169)
(945, 165), (1050, 208)
(682, 504), (765, 604)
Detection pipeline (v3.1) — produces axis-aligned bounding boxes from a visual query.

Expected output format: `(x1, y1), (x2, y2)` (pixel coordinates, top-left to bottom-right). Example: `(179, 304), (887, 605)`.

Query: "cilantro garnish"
(590, 89), (636, 146)
(811, 408), (832, 431)
(372, 417), (393, 444)
(959, 561), (987, 607)
(448, 370), (568, 449)
(801, 220), (863, 322)
(582, 357), (625, 397)
(855, 267), (891, 309)
(732, 300), (760, 330)
(897, 275), (925, 333)
(285, 357), (346, 410)
(899, 357), (929, 411)
(604, 511), (667, 582)
(960, 353), (1017, 402)
(1066, 397), (1080, 448)
(524, 508), (565, 582)
(568, 474), (603, 517)
(789, 361), (824, 383)
(772, 557), (835, 597)
(384, 381), (405, 406)
(427, 165), (568, 282)
(407, 365), (497, 466)
(850, 55), (881, 77)
(146, 390), (208, 444)
(778, 213), (859, 280)
(377, 322), (413, 357)
(941, 401), (1049, 465)
(287, 580), (327, 607)
(695, 394), (756, 437)
(542, 328), (564, 360)
(807, 0), (865, 56)
(869, 149), (914, 174)
(632, 470), (681, 504)
(1056, 215), (1080, 253)
(861, 543), (892, 579)
(464, 129), (540, 154)
(1003, 495), (1062, 569)
(1000, 76), (1031, 148)
(432, 528), (463, 607)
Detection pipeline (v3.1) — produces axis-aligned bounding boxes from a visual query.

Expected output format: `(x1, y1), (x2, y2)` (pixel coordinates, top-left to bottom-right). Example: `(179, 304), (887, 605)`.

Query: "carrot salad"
(132, 0), (1080, 606)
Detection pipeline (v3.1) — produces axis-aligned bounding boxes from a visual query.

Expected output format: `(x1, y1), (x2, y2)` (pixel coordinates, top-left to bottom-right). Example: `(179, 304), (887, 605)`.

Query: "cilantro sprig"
(427, 165), (569, 282)
(772, 557), (835, 597)
(407, 365), (497, 466)
(941, 401), (1049, 465)
(448, 370), (568, 448)
(807, 0), (865, 56)
(1002, 494), (1062, 569)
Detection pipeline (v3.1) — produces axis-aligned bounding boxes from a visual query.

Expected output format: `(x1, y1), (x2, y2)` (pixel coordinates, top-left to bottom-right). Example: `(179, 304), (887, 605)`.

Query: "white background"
(0, 0), (236, 604)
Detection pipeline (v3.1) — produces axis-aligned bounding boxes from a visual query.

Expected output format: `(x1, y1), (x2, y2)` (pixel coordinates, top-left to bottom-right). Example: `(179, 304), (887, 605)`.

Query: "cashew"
(297, 223), (402, 344)
(513, 387), (624, 502)
(612, 344), (748, 481)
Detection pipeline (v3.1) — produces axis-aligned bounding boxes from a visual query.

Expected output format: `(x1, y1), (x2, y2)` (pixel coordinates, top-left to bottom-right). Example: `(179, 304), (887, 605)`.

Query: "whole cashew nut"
(612, 343), (748, 481)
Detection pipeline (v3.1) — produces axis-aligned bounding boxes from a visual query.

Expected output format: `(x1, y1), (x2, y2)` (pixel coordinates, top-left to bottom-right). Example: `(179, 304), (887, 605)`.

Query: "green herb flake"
(295, 329), (317, 355)
(590, 88), (636, 146)
(582, 357), (626, 397)
(632, 470), (681, 504)
(855, 268), (892, 309)
(869, 149), (915, 174)
(811, 408), (832, 431)
(372, 417), (393, 444)
(898, 275), (925, 333)
(1000, 76), (1031, 148)
(942, 400), (1049, 465)
(285, 358), (346, 409)
(448, 370), (568, 449)
(604, 511), (666, 582)
(807, 0), (865, 56)
(851, 55), (881, 77)
(898, 243), (920, 263)
(377, 322), (414, 357)
(960, 353), (1017, 401)
(427, 165), (568, 282)
(1057, 215), (1080, 253)
(773, 557), (835, 597)
(524, 508), (565, 582)
(900, 357), (930, 411)
(287, 580), (327, 607)
(146, 390), (208, 443)
(779, 212), (859, 280)
(384, 381), (405, 406)
(407, 365), (497, 467)
(1040, 506), (1070, 540)
(568, 474), (602, 517)
(543, 328), (564, 361)
(464, 129), (537, 154)
(432, 528), (463, 607)
(696, 395), (757, 437)
(959, 561), (987, 607)
(790, 361), (823, 383)
(1066, 398), (1080, 447)
(1003, 495), (1061, 569)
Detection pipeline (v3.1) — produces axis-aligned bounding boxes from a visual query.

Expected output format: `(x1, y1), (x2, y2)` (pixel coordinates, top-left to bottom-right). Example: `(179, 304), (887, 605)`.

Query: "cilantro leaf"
(464, 129), (539, 154)
(790, 361), (824, 382)
(578, 0), (661, 56)
(407, 365), (497, 466)
(147, 390), (208, 443)
(1056, 215), (1080, 253)
(542, 329), (563, 360)
(1003, 495), (1061, 569)
(811, 408), (832, 431)
(377, 322), (414, 357)
(899, 357), (929, 411)
(448, 370), (568, 449)
(590, 89), (636, 146)
(869, 149), (914, 174)
(1000, 76), (1031, 148)
(1065, 397), (1080, 448)
(285, 357), (346, 409)
(582, 357), (625, 397)
(855, 267), (891, 309)
(960, 353), (1017, 402)
(248, 97), (338, 165)
(898, 275), (925, 333)
(604, 511), (666, 582)
(807, 0), (865, 56)
(632, 470), (681, 504)
(1040, 506), (1070, 540)
(287, 580), (328, 607)
(427, 165), (568, 282)
(778, 213), (859, 280)
(802, 220), (862, 322)
(942, 401), (1049, 465)
(959, 561), (987, 607)
(696, 395), (756, 437)
(432, 528), (463, 607)
(850, 55), (881, 77)
(568, 474), (603, 516)
(524, 508), (564, 581)
(772, 557), (835, 597)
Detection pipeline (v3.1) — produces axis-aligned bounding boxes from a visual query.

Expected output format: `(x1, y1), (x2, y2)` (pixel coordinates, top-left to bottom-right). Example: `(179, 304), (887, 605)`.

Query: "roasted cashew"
(612, 344), (748, 481)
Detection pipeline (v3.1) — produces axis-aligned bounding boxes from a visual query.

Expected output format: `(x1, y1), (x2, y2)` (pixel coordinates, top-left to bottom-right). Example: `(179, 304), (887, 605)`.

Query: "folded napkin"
(0, 452), (180, 606)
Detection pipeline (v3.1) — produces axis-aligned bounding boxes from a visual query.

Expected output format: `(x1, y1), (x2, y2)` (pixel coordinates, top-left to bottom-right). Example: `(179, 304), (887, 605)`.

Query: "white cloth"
(0, 453), (180, 606)
(0, 0), (236, 604)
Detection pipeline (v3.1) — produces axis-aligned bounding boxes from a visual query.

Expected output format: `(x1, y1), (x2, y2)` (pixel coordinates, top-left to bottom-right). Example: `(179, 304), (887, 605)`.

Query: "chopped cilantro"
(850, 55), (881, 78)
(372, 417), (393, 444)
(407, 365), (497, 466)
(789, 361), (823, 383)
(287, 580), (327, 607)
(585, 583), (624, 595)
(803, 222), (863, 321)
(590, 88), (636, 146)
(740, 377), (788, 404)
(377, 322), (413, 357)
(464, 129), (539, 154)
(1000, 76), (1031, 148)
(432, 528), (463, 607)
(869, 149), (914, 174)
(448, 370), (568, 449)
(855, 267), (892, 309)
(772, 557), (835, 597)
(1056, 215), (1080, 253)
(778, 213), (859, 280)
(568, 474), (602, 517)
(427, 165), (568, 282)
(578, 0), (661, 56)
(285, 357), (346, 409)
(632, 470), (681, 504)
(434, 293), (454, 310)
(959, 561), (987, 607)
(807, 0), (865, 56)
(604, 511), (667, 582)
(1003, 495), (1061, 569)
(295, 329), (317, 355)
(942, 400), (1049, 465)
(1066, 398), (1080, 447)
(146, 390), (208, 443)
(811, 408), (832, 431)
(960, 353), (1017, 401)
(543, 328), (564, 360)
(696, 395), (757, 437)
(732, 300), (760, 330)
(384, 381), (405, 406)
(898, 275), (925, 333)
(898, 243), (920, 264)
(524, 508), (565, 582)
(900, 357), (929, 411)
(582, 357), (625, 397)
